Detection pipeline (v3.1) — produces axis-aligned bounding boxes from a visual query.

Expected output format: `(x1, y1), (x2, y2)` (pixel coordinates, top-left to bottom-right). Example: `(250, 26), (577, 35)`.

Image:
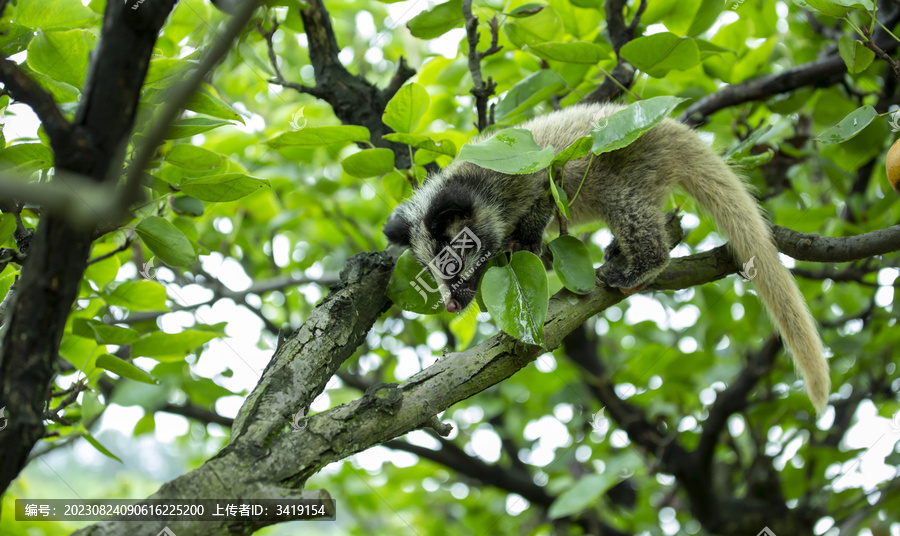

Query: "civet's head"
(384, 170), (503, 313)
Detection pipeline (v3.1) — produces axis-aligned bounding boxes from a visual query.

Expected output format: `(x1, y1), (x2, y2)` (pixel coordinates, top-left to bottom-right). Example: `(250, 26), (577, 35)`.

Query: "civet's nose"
(445, 299), (461, 313)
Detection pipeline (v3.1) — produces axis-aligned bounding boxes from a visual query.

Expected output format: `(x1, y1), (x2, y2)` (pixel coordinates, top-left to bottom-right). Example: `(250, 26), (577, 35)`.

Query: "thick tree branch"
(772, 223), (900, 263)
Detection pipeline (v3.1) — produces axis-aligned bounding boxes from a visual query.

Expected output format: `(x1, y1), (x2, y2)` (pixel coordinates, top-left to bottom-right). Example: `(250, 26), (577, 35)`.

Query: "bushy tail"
(679, 156), (830, 413)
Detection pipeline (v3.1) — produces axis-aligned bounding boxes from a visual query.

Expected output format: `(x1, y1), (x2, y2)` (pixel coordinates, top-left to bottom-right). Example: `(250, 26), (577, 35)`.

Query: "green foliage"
(382, 82), (431, 133)
(526, 40), (614, 64)
(406, 0), (464, 39)
(386, 250), (446, 313)
(549, 235), (595, 294)
(839, 36), (876, 73)
(341, 148), (396, 177)
(482, 251), (549, 346)
(620, 33), (701, 77)
(135, 216), (197, 267)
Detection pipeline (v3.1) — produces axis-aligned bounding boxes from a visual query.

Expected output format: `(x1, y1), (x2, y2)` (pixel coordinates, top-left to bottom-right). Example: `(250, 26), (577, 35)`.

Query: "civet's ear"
(383, 208), (413, 247)
(424, 188), (474, 239)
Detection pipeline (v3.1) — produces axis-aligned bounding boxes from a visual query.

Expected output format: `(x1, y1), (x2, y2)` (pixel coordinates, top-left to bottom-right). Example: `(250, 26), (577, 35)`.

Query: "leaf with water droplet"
(815, 105), (876, 145)
(590, 96), (687, 155)
(456, 128), (555, 174)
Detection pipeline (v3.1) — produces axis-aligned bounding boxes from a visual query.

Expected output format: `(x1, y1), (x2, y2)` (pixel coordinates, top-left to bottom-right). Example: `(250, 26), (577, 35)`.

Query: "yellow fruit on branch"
(886, 138), (900, 193)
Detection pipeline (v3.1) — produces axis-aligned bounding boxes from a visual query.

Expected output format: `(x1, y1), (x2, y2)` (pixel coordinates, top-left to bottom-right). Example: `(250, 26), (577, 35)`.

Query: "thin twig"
(462, 0), (501, 131)
(863, 26), (900, 80)
(87, 231), (135, 265)
(258, 17), (320, 96)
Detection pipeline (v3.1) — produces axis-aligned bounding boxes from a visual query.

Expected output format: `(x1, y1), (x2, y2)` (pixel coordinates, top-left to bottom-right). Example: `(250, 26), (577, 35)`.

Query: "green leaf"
(382, 171), (408, 201)
(456, 128), (555, 174)
(0, 143), (55, 171)
(85, 243), (122, 288)
(144, 59), (194, 90)
(549, 136), (593, 177)
(694, 39), (732, 59)
(0, 23), (37, 55)
(382, 83), (430, 133)
(663, 0), (702, 35)
(0, 214), (16, 246)
(731, 149), (774, 169)
(179, 174), (269, 202)
(341, 148), (395, 178)
(81, 430), (122, 462)
(135, 216), (197, 267)
(386, 250), (446, 314)
(267, 125), (370, 149)
(526, 41), (614, 64)
(133, 413), (156, 436)
(549, 236), (595, 294)
(620, 33), (700, 77)
(27, 68), (80, 104)
(814, 105), (877, 144)
(14, 0), (100, 30)
(590, 96), (687, 155)
(407, 0), (464, 39)
(27, 30), (96, 89)
(96, 354), (158, 385)
(797, 0), (873, 18)
(775, 205), (836, 233)
(172, 196), (205, 216)
(80, 390), (104, 423)
(186, 87), (244, 123)
(548, 474), (617, 519)
(503, 6), (563, 48)
(89, 322), (141, 345)
(383, 133), (457, 156)
(131, 330), (219, 361)
(104, 280), (168, 311)
(166, 117), (233, 139)
(495, 70), (565, 120)
(482, 251), (548, 346)
(165, 145), (223, 171)
(838, 36), (875, 74)
(732, 36), (777, 83)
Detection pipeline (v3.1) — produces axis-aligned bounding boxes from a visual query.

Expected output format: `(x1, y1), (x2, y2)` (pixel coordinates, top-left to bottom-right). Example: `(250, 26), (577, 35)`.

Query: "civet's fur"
(384, 103), (830, 412)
